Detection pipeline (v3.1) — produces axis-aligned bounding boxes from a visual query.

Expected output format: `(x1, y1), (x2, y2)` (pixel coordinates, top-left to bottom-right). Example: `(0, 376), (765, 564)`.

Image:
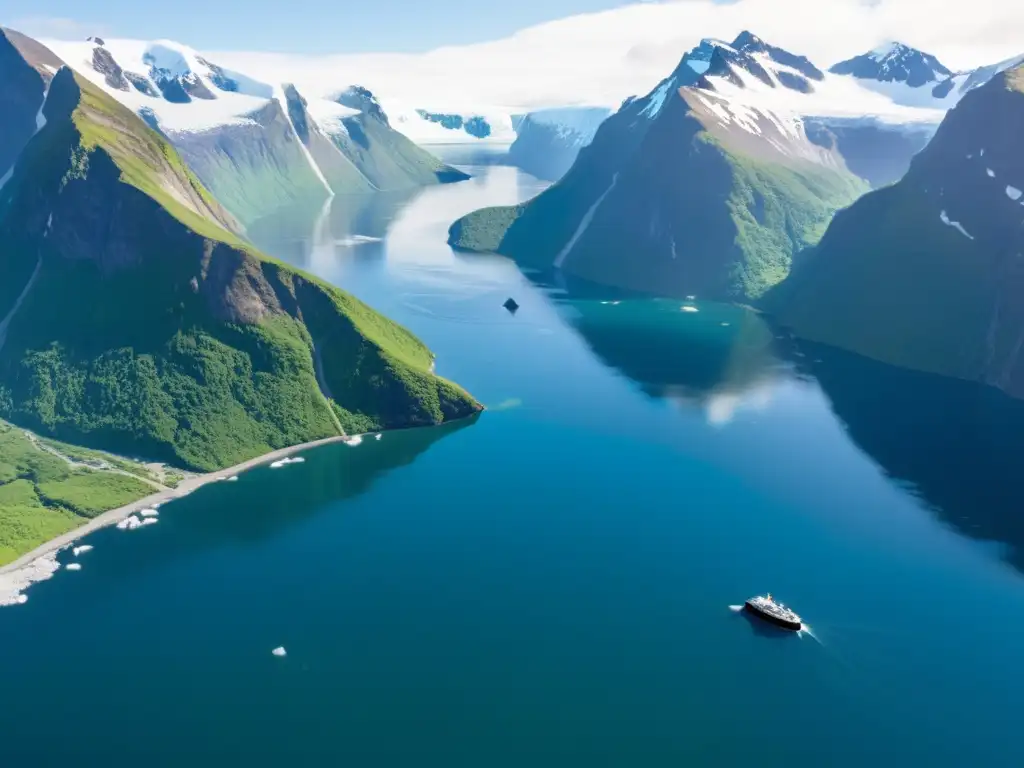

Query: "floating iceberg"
(272, 646), (287, 657)
(72, 544), (94, 557)
(139, 508), (159, 518)
(65, 563), (82, 571)
(116, 515), (143, 531)
(270, 457), (305, 469)
(0, 553), (60, 607)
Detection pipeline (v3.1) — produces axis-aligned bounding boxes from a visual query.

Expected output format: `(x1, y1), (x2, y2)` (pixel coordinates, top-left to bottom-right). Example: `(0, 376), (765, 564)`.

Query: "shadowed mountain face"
(0, 28), (62, 180)
(768, 64), (1024, 400)
(800, 342), (1024, 574)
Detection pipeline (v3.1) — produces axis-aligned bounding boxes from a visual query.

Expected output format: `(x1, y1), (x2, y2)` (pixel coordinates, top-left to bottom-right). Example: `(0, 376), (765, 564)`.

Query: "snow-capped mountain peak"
(334, 85), (389, 125)
(686, 32), (824, 95)
(830, 42), (952, 88)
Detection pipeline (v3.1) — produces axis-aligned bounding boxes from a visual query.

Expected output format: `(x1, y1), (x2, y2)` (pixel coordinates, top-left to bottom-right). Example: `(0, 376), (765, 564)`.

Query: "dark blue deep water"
(2, 166), (1023, 766)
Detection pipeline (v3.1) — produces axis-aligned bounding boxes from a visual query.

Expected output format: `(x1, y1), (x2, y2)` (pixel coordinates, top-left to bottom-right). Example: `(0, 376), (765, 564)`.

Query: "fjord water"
(3, 164), (1023, 766)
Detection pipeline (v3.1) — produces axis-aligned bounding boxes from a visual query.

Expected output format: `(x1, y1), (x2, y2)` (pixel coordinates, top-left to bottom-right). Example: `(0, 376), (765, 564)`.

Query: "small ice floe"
(139, 508), (159, 518)
(987, 168), (996, 178)
(72, 544), (94, 557)
(686, 295), (696, 300)
(272, 646), (287, 657)
(600, 300), (610, 305)
(939, 210), (975, 240)
(141, 518), (159, 526)
(0, 553), (61, 606)
(611, 300), (621, 306)
(1007, 186), (1023, 201)
(65, 563), (82, 571)
(116, 515), (143, 531)
(981, 148), (986, 157)
(343, 435), (363, 447)
(681, 306), (699, 313)
(227, 475), (239, 482)
(375, 433), (382, 440)
(721, 322), (731, 327)
(270, 457), (305, 469)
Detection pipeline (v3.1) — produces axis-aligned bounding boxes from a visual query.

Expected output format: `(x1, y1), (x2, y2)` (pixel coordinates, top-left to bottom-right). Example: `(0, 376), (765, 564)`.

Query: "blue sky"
(5, 0), (645, 53)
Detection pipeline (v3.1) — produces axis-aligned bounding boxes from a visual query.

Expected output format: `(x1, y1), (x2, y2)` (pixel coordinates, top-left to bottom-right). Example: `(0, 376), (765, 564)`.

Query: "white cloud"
(8, 16), (112, 41)
(211, 0), (1022, 113)
(29, 1), (1013, 115)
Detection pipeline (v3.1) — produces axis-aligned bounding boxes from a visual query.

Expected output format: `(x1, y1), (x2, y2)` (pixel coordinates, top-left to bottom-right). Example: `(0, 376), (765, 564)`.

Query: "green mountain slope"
(767, 64), (1024, 397)
(0, 67), (480, 471)
(169, 98), (335, 229)
(449, 39), (866, 303)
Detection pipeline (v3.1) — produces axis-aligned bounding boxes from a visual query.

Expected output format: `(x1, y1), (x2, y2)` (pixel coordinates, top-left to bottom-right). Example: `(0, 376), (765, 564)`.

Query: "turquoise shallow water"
(2, 165), (1024, 766)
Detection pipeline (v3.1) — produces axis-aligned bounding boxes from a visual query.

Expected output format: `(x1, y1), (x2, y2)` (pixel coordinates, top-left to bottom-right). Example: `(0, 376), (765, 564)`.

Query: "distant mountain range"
(31, 37), (469, 227)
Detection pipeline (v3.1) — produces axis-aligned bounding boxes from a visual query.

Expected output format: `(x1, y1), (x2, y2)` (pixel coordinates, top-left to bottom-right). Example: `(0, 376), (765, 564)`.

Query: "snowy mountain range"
(446, 26), (1024, 301)
(504, 33), (1022, 184)
(35, 36), (469, 226)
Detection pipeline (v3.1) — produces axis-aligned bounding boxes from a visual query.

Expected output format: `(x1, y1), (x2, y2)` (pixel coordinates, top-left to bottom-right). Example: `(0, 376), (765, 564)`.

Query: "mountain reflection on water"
(533, 274), (1024, 575)
(530, 271), (785, 424)
(246, 188), (422, 268)
(792, 342), (1024, 573)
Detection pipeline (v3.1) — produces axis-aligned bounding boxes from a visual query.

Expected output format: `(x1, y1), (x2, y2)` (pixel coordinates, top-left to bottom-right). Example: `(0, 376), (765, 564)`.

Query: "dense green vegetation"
(0, 421), (152, 565)
(0, 68), (480, 474)
(723, 150), (868, 299)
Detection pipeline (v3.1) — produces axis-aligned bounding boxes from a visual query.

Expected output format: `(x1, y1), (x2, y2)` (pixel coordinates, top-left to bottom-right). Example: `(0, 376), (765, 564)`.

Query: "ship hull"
(744, 601), (802, 631)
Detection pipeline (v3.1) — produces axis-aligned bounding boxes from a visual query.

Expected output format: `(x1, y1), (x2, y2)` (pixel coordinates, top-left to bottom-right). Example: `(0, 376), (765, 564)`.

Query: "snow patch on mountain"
(304, 98), (359, 138)
(43, 38), (268, 131)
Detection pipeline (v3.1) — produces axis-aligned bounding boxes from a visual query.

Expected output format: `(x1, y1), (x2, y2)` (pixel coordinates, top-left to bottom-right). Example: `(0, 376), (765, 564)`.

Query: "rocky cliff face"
(768, 64), (1024, 399)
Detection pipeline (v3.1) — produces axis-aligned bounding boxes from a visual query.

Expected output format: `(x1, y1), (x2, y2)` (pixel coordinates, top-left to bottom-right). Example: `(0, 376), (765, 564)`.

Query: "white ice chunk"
(116, 515), (143, 530)
(0, 553), (60, 606)
(1006, 186), (1022, 201)
(939, 210), (975, 240)
(272, 646), (287, 657)
(65, 563), (82, 571)
(72, 544), (94, 557)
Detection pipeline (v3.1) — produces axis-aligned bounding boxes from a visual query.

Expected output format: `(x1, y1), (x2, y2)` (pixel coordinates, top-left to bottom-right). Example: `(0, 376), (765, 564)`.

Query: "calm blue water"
(2, 165), (1023, 766)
